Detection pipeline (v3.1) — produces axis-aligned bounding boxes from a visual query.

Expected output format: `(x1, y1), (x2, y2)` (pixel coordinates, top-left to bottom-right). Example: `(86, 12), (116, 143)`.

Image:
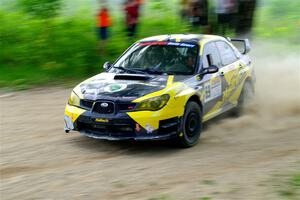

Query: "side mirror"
(200, 65), (219, 76)
(244, 39), (251, 54)
(230, 38), (251, 54)
(103, 62), (111, 72)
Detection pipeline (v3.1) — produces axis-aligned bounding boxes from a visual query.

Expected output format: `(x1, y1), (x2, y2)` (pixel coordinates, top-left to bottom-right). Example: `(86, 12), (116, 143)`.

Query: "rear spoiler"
(227, 37), (251, 54)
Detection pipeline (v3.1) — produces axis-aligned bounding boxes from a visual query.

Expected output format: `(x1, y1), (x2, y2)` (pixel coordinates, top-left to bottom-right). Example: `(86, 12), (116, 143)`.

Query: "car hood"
(76, 73), (173, 101)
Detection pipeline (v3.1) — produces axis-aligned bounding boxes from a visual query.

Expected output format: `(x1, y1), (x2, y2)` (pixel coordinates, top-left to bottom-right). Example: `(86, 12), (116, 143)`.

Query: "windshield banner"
(139, 41), (195, 48)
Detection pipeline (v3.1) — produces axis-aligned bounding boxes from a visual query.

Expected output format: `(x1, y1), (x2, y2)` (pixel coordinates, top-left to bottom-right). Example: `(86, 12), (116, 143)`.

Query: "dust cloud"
(212, 41), (300, 132)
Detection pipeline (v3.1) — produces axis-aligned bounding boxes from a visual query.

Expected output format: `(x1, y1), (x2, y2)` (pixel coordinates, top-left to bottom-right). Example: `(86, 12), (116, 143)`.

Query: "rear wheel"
(232, 81), (254, 116)
(177, 101), (202, 148)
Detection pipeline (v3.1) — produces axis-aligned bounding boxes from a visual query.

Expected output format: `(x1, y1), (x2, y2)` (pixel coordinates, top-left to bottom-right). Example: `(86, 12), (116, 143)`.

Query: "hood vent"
(114, 74), (152, 81)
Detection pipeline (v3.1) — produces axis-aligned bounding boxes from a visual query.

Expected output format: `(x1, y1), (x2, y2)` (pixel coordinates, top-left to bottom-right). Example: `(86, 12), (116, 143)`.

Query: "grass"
(199, 197), (211, 200)
(272, 171), (300, 200)
(201, 180), (216, 185)
(112, 180), (127, 188)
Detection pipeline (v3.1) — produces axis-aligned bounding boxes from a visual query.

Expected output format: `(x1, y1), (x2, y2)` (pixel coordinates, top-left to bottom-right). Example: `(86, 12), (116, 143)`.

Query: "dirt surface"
(1, 43), (300, 200)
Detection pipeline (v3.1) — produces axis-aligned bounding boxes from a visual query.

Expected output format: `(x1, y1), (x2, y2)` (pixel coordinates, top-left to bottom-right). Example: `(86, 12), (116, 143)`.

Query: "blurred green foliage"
(18, 0), (62, 18)
(0, 10), (100, 88)
(0, 0), (299, 89)
(254, 0), (300, 43)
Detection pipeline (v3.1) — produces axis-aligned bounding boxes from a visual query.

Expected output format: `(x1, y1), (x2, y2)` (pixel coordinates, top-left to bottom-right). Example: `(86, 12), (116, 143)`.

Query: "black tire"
(232, 81), (254, 116)
(177, 101), (202, 148)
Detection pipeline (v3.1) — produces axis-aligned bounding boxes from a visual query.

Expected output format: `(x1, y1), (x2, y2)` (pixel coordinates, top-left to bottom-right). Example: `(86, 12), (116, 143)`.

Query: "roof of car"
(139, 34), (226, 45)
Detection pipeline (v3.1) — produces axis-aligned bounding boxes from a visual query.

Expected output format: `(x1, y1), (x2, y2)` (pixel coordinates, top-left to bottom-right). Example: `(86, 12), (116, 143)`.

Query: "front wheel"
(177, 101), (202, 148)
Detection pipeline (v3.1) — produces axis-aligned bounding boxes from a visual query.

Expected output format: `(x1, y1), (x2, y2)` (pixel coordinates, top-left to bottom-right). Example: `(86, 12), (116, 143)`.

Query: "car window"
(113, 42), (199, 75)
(216, 41), (238, 66)
(202, 42), (222, 68)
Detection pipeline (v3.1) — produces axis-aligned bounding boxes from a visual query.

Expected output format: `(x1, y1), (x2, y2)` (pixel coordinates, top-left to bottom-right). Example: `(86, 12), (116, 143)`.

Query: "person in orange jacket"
(97, 7), (112, 41)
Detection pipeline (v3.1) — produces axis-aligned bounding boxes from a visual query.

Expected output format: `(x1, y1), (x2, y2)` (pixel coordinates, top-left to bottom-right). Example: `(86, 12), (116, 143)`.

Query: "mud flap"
(64, 115), (74, 133)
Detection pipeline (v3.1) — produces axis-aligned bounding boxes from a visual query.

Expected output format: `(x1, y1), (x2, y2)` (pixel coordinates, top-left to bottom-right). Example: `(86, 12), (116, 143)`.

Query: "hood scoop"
(114, 74), (152, 81)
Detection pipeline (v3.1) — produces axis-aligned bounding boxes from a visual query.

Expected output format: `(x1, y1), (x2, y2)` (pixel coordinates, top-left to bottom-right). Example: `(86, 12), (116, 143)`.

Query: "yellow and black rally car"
(64, 34), (255, 147)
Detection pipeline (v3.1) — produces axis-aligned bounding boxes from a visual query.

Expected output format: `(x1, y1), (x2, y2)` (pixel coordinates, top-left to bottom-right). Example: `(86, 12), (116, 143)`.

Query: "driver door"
(201, 42), (225, 120)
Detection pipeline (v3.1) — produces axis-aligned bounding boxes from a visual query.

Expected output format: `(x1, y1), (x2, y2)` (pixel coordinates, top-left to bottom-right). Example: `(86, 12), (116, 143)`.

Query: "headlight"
(135, 94), (170, 111)
(68, 91), (80, 107)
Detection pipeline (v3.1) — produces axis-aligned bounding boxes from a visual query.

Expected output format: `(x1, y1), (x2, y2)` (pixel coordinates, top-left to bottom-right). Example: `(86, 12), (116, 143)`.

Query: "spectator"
(188, 0), (209, 33)
(97, 7), (112, 41)
(124, 0), (140, 37)
(180, 0), (189, 20)
(96, 5), (112, 54)
(236, 0), (256, 38)
(215, 0), (238, 35)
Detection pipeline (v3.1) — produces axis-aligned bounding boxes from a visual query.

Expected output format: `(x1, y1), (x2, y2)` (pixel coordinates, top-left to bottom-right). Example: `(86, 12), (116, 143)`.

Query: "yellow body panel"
(65, 104), (86, 122)
(128, 80), (196, 130)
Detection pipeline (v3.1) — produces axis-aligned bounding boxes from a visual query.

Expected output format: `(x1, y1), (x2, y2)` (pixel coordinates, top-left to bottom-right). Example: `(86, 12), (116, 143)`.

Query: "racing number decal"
(204, 77), (222, 103)
(204, 84), (211, 99)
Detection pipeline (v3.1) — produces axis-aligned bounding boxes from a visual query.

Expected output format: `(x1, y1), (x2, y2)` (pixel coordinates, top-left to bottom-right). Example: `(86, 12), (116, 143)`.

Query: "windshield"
(111, 42), (199, 75)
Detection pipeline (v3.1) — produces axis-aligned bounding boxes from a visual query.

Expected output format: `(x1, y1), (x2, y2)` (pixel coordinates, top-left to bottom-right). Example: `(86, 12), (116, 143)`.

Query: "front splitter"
(79, 130), (177, 141)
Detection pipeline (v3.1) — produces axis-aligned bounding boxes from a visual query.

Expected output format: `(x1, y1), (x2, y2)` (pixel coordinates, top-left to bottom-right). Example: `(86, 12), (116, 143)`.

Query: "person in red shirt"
(124, 0), (140, 37)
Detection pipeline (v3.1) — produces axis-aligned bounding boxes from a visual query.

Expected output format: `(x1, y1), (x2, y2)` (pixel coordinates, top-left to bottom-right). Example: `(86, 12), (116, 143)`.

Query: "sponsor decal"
(139, 41), (168, 46)
(166, 42), (195, 48)
(104, 83), (127, 93)
(95, 118), (109, 123)
(145, 124), (155, 134)
(84, 88), (97, 95)
(139, 42), (195, 48)
(204, 77), (222, 102)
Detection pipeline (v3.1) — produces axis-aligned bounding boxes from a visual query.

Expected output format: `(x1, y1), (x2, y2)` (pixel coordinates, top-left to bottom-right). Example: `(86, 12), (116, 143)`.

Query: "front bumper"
(64, 104), (181, 140)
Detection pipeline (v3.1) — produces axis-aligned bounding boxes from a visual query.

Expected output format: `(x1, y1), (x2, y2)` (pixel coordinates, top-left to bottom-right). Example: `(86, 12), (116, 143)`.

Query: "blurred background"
(0, 0), (299, 89)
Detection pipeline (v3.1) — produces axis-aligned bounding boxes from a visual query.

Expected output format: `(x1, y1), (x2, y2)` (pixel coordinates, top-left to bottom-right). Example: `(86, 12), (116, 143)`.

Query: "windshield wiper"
(112, 66), (145, 74)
